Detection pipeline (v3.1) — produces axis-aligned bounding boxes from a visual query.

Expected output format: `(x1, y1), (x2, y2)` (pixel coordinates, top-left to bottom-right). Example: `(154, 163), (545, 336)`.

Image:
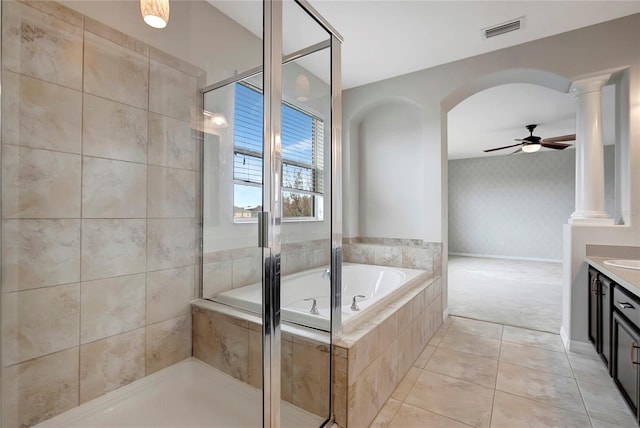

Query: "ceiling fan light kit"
(522, 143), (541, 153)
(484, 124), (575, 154)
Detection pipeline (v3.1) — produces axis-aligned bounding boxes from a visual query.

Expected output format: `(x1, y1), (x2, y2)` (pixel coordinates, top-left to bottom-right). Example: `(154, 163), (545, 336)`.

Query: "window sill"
(233, 217), (324, 224)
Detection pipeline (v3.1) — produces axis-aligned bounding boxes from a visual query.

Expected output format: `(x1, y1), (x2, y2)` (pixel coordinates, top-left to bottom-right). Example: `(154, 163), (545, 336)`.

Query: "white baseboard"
(443, 307), (450, 321)
(560, 326), (571, 350)
(560, 326), (593, 354)
(449, 252), (562, 263)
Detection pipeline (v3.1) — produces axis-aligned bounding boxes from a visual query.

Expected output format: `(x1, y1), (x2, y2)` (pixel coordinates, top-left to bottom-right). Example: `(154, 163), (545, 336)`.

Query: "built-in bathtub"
(212, 263), (426, 332)
(194, 262), (442, 426)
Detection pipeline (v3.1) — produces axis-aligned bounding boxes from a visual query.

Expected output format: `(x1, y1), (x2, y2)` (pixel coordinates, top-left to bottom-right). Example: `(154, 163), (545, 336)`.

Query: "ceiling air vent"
(484, 18), (521, 39)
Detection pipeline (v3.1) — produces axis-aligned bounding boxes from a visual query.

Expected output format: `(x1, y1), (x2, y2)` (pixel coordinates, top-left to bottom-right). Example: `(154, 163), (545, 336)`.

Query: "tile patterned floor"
(369, 316), (638, 428)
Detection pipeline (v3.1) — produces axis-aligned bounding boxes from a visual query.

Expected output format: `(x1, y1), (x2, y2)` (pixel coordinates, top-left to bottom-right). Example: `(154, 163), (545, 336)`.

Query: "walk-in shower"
(0, 0), (342, 426)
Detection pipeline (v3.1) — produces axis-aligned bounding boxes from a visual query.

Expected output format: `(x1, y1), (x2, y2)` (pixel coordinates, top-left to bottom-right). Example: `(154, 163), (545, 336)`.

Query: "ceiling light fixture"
(204, 110), (229, 129)
(522, 142), (541, 153)
(295, 73), (310, 102)
(141, 0), (170, 29)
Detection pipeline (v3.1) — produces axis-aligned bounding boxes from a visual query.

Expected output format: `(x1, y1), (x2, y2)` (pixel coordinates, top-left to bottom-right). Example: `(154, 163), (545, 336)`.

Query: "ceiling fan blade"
(484, 143), (522, 153)
(543, 134), (576, 143)
(509, 148), (523, 156)
(541, 142), (572, 150)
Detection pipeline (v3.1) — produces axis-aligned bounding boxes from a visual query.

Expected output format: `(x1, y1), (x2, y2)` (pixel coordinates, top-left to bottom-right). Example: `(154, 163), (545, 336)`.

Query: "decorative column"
(569, 74), (614, 225)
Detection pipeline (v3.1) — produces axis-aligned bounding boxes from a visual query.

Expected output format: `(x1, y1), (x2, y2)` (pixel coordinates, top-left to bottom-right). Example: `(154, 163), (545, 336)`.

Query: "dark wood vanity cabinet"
(609, 279), (640, 421)
(601, 275), (613, 366)
(613, 309), (640, 419)
(589, 267), (613, 369)
(589, 267), (599, 345)
(589, 265), (640, 422)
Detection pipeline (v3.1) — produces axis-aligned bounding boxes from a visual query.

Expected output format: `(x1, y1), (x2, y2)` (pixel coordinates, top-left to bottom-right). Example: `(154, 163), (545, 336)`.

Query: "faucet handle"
(350, 295), (366, 311)
(303, 298), (320, 315)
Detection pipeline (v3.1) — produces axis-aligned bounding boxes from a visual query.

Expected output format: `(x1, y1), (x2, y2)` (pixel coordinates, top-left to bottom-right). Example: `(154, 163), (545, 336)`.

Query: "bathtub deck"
(35, 358), (324, 428)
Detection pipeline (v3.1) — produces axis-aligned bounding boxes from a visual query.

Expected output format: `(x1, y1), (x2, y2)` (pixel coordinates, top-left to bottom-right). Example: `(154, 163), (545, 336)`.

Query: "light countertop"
(586, 256), (640, 298)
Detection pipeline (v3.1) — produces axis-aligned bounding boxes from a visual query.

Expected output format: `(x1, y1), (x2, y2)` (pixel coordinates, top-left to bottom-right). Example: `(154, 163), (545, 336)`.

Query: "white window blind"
(233, 82), (324, 219)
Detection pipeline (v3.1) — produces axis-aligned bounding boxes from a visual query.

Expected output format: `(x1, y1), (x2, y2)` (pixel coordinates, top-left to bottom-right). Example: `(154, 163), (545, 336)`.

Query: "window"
(233, 82), (324, 221)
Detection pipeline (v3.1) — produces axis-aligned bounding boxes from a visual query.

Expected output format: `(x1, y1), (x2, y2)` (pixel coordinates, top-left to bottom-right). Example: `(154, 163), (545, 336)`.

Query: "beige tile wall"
(343, 237), (443, 275)
(1, 2), (202, 426)
(333, 277), (442, 427)
(202, 239), (331, 299)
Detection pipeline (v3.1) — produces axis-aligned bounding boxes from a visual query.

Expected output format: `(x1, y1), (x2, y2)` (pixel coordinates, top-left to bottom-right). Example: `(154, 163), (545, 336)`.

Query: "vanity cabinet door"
(600, 276), (612, 369)
(613, 311), (640, 419)
(589, 267), (600, 347)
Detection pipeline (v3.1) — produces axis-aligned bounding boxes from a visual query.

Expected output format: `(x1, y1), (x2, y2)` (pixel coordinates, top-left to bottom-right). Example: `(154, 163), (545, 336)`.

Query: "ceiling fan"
(484, 124), (575, 154)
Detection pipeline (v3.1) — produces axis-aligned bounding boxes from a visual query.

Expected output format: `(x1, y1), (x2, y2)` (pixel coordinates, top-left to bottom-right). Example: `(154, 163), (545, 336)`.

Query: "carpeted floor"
(447, 255), (562, 333)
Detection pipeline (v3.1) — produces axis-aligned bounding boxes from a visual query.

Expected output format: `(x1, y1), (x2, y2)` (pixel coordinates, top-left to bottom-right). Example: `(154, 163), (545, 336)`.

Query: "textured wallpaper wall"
(448, 146), (615, 260)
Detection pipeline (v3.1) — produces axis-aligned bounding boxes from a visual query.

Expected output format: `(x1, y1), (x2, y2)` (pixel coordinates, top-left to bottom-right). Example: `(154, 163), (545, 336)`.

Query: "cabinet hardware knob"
(632, 341), (640, 366)
(618, 301), (635, 310)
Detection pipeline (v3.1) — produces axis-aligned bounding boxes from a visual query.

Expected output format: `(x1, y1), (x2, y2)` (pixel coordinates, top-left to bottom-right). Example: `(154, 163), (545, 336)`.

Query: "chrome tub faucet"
(303, 298), (320, 315)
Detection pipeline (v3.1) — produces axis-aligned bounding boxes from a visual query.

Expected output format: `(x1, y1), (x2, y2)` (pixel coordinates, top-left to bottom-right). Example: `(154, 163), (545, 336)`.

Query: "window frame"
(232, 82), (325, 223)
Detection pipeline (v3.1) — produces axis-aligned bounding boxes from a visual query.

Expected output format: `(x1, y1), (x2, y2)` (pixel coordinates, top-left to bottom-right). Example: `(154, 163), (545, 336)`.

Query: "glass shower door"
(202, 1), (341, 425)
(279, 2), (334, 425)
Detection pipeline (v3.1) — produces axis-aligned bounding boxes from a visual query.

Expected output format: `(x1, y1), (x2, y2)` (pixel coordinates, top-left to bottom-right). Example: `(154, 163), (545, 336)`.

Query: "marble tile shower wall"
(343, 237), (442, 275)
(1, 2), (202, 426)
(203, 239), (330, 298)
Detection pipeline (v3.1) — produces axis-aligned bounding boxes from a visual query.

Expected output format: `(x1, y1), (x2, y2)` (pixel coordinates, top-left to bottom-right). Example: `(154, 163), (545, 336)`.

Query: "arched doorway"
(441, 69), (574, 333)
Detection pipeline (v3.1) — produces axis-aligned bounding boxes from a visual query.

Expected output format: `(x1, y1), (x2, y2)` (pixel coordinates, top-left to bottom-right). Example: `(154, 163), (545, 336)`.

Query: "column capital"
(570, 74), (611, 97)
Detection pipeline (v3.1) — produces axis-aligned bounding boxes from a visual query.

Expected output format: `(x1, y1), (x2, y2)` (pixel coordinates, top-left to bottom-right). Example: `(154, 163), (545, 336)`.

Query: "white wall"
(448, 147), (615, 261)
(343, 13), (640, 343)
(357, 100), (425, 239)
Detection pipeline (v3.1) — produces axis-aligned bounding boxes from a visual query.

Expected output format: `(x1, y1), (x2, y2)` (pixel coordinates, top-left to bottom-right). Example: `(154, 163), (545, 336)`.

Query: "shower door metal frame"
(262, 1), (343, 426)
(261, 1), (283, 426)
(199, 1), (342, 425)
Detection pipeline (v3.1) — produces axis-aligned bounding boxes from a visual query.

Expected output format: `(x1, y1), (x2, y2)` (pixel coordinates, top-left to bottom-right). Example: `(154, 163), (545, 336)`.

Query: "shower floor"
(35, 358), (324, 428)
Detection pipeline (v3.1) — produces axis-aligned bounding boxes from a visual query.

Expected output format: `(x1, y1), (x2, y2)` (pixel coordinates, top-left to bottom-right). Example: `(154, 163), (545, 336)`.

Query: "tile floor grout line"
(493, 367), (585, 415)
(384, 317), (634, 427)
(488, 332), (505, 427)
(451, 313), (559, 335)
(400, 318), (494, 428)
(500, 337), (567, 354)
(565, 349), (592, 420)
(495, 389), (594, 419)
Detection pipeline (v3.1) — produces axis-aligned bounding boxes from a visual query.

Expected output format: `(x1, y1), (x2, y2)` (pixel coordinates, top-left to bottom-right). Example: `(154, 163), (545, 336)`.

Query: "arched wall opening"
(343, 97), (425, 240)
(440, 67), (631, 342)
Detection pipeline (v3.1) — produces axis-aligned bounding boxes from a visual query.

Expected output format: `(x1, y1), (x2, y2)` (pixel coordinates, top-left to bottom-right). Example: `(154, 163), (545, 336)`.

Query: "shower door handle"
(258, 211), (269, 248)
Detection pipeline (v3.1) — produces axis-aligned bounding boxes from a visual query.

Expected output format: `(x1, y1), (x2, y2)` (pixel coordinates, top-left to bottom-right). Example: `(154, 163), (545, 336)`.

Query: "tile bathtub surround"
(369, 317), (637, 428)
(333, 276), (442, 428)
(192, 305), (331, 417)
(343, 237), (442, 275)
(1, 2), (203, 426)
(202, 239), (331, 298)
